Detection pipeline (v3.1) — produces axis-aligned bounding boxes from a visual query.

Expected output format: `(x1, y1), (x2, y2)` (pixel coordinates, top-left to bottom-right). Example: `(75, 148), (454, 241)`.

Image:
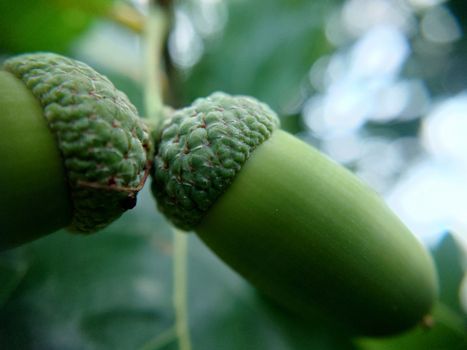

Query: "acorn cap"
(151, 92), (280, 230)
(3, 53), (152, 233)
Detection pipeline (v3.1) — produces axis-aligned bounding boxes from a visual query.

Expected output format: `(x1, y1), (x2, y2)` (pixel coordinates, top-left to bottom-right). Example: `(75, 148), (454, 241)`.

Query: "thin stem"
(106, 3), (145, 33)
(142, 3), (192, 350)
(144, 3), (170, 123)
(173, 230), (192, 350)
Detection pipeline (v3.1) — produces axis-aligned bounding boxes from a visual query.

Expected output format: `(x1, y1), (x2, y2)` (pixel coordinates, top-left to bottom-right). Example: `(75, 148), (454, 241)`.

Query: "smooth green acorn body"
(196, 129), (438, 336)
(0, 70), (72, 248)
(151, 93), (438, 337)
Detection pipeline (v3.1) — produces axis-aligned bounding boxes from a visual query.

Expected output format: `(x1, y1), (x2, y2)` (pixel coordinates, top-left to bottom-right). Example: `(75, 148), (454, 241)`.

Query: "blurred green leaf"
(432, 232), (467, 320)
(180, 0), (339, 114)
(0, 186), (356, 350)
(0, 0), (113, 54)
(0, 189), (175, 350)
(0, 255), (27, 307)
(449, 0), (467, 32)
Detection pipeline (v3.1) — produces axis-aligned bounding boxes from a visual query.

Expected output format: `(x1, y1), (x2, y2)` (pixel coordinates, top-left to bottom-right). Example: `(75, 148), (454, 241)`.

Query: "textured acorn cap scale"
(152, 92), (279, 229)
(0, 53), (152, 248)
(151, 93), (438, 336)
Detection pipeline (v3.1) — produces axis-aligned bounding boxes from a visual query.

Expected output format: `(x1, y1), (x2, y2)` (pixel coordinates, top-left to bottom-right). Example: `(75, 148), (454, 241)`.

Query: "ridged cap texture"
(3, 53), (152, 233)
(151, 92), (280, 230)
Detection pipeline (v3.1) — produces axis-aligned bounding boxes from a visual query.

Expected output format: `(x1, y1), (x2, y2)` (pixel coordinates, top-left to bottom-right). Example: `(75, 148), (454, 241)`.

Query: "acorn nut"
(151, 92), (438, 336)
(0, 53), (152, 250)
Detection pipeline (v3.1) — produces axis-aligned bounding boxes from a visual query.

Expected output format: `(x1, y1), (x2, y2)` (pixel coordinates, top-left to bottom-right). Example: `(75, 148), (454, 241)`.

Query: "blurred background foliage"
(0, 0), (466, 349)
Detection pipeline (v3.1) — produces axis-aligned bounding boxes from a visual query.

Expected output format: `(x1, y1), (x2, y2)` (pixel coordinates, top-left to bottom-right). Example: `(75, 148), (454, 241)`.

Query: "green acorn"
(0, 53), (152, 250)
(151, 92), (438, 336)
